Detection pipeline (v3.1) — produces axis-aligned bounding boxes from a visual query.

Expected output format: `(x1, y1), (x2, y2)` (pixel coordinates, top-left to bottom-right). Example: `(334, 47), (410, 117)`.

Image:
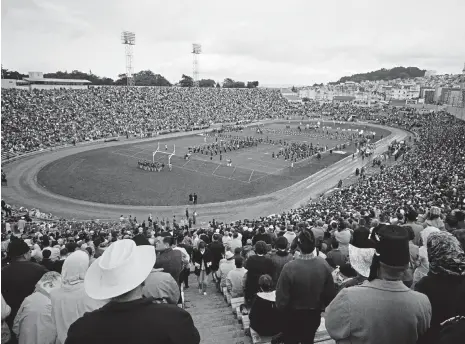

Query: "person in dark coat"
(40, 249), (57, 272)
(65, 239), (200, 344)
(269, 236), (292, 285)
(252, 227), (272, 246)
(249, 274), (282, 337)
(415, 232), (465, 344)
(192, 241), (212, 295)
(208, 234), (225, 285)
(154, 237), (183, 283)
(244, 241), (274, 306)
(1, 237), (48, 328)
(277, 229), (336, 344)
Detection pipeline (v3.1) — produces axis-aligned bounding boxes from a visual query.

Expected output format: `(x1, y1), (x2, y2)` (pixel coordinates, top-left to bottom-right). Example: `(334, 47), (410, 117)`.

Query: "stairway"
(184, 274), (252, 344)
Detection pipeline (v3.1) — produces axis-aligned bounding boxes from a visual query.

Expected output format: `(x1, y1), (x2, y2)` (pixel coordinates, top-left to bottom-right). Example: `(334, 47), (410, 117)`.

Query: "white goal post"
(153, 142), (176, 164)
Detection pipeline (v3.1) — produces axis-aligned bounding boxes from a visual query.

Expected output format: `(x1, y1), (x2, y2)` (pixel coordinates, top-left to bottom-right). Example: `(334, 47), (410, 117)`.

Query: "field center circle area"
(36, 121), (391, 206)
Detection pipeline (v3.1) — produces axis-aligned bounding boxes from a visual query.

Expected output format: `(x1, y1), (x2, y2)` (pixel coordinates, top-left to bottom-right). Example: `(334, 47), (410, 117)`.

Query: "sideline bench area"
(220, 287), (335, 344)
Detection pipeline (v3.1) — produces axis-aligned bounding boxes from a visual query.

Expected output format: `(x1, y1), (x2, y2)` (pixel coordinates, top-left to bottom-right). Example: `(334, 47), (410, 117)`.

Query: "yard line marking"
(229, 167), (237, 179)
(248, 170), (254, 183)
(212, 164), (221, 175)
(182, 160), (191, 167)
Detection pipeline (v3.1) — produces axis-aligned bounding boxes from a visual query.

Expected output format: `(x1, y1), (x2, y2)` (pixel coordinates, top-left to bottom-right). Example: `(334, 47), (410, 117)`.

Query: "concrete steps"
(184, 274), (252, 344)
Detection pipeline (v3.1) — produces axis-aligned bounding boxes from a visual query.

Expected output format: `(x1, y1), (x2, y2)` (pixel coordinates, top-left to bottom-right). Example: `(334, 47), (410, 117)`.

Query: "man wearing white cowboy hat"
(65, 239), (200, 344)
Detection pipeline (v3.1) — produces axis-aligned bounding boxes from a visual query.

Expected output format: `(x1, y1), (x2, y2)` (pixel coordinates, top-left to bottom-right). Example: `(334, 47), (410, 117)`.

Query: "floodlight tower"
(192, 43), (202, 86)
(121, 31), (136, 86)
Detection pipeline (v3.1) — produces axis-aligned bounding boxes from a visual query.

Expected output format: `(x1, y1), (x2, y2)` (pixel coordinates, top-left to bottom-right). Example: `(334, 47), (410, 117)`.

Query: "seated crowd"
(1, 87), (290, 155)
(1, 110), (464, 344)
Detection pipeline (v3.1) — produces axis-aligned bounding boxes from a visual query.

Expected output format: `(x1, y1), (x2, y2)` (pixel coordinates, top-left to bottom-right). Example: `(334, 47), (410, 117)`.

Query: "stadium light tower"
(121, 31), (136, 86)
(192, 43), (201, 86)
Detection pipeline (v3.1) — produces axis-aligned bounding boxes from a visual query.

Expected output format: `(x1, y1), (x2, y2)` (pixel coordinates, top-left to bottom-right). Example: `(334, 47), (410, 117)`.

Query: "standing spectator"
(176, 235), (191, 290)
(192, 241), (212, 295)
(326, 225), (432, 344)
(412, 227), (440, 288)
(276, 230), (336, 343)
(311, 220), (326, 242)
(50, 250), (107, 344)
(402, 209), (424, 246)
(17, 217), (26, 234)
(218, 251), (235, 290)
(423, 207), (445, 231)
(229, 232), (243, 253)
(1, 294), (11, 344)
(155, 236), (183, 283)
(269, 236), (292, 285)
(415, 232), (465, 344)
(208, 234), (225, 286)
(65, 240), (200, 344)
(253, 227), (272, 245)
(334, 221), (351, 259)
(244, 241), (274, 307)
(226, 257), (247, 298)
(325, 239), (347, 269)
(282, 225), (297, 245)
(12, 272), (61, 344)
(142, 269), (181, 305)
(2, 238), (48, 328)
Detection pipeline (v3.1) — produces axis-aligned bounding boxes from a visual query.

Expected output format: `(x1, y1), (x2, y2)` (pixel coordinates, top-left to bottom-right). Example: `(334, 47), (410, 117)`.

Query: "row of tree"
(1, 66), (259, 88)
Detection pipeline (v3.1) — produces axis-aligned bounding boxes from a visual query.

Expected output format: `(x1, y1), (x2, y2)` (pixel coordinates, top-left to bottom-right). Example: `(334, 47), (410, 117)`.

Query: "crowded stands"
(1, 87), (465, 344)
(1, 87), (290, 155)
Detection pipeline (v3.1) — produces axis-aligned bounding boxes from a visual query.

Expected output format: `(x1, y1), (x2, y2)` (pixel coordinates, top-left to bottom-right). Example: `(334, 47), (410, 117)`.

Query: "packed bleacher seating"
(2, 105), (465, 343)
(1, 87), (290, 156)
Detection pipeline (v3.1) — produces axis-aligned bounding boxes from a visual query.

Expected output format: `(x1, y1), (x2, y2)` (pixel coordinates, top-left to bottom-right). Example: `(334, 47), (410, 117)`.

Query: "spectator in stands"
(142, 269), (181, 305)
(1, 294), (11, 344)
(229, 232), (243, 253)
(325, 238), (347, 269)
(423, 207), (445, 231)
(154, 236), (183, 283)
(311, 220), (326, 242)
(12, 272), (61, 344)
(40, 249), (56, 272)
(253, 227), (272, 246)
(276, 229), (335, 343)
(269, 236), (292, 285)
(65, 240), (200, 344)
(326, 225), (432, 344)
(2, 238), (48, 329)
(414, 232), (465, 344)
(402, 208), (424, 246)
(334, 221), (351, 259)
(226, 257), (247, 298)
(219, 251), (235, 290)
(208, 234), (225, 287)
(412, 226), (440, 288)
(282, 225), (296, 246)
(242, 239), (255, 260)
(175, 235), (191, 290)
(50, 250), (107, 344)
(249, 274), (282, 337)
(193, 241), (212, 296)
(244, 241), (274, 307)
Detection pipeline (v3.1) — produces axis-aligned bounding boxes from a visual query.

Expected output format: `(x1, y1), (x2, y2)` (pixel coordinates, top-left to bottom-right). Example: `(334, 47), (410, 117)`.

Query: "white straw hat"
(84, 239), (155, 300)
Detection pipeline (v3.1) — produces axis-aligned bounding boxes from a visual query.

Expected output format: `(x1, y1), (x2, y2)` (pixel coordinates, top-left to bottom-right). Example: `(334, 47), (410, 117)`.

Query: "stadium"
(2, 3), (465, 344)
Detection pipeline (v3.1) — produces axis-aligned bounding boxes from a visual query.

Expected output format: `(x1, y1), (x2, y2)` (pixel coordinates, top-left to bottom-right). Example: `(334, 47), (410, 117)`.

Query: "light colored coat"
(226, 267), (247, 298)
(326, 279), (432, 344)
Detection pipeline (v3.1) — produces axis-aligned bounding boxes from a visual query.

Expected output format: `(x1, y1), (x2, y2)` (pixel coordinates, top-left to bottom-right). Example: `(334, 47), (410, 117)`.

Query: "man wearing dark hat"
(326, 225), (432, 344)
(1, 237), (48, 328)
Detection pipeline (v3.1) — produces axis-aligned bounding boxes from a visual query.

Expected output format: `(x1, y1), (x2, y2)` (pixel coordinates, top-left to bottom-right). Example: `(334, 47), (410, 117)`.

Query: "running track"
(1, 122), (408, 224)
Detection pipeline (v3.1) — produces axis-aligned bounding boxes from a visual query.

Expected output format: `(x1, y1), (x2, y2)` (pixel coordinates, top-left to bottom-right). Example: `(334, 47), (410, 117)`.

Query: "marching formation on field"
(1, 86), (465, 344)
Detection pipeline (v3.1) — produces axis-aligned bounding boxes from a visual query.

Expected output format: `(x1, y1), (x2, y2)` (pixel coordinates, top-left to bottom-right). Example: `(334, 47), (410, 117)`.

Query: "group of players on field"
(137, 160), (172, 172)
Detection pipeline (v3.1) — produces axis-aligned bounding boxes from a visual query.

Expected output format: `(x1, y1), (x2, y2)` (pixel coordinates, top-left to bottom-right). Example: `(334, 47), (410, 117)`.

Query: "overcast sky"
(2, 0), (465, 86)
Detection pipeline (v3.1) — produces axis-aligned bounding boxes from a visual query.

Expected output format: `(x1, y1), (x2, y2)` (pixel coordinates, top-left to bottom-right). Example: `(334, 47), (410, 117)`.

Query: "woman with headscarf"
(412, 226), (440, 288)
(50, 250), (107, 344)
(415, 232), (465, 344)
